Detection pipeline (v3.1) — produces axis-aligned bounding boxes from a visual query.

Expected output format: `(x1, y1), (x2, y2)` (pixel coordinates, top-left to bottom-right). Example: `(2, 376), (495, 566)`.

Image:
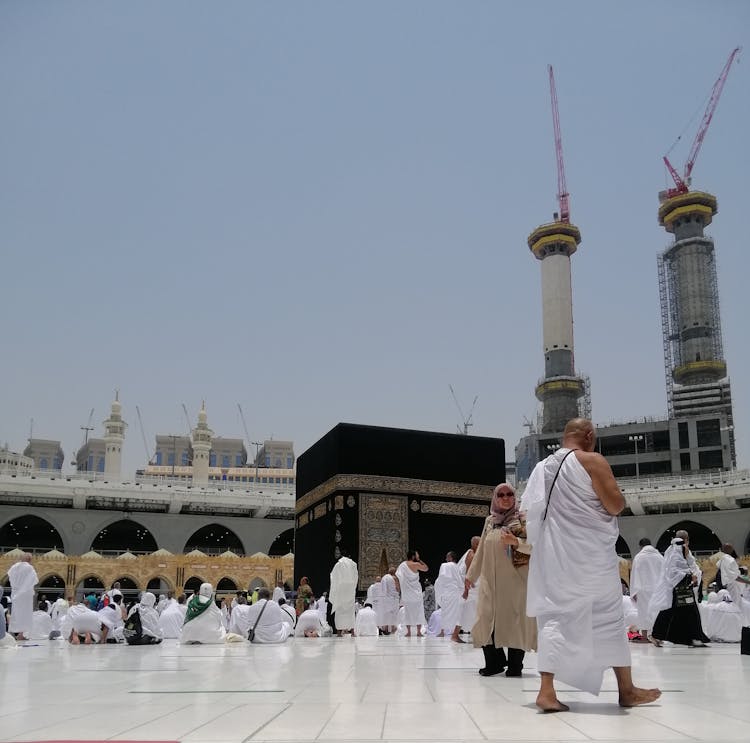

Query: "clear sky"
(1, 1), (748, 475)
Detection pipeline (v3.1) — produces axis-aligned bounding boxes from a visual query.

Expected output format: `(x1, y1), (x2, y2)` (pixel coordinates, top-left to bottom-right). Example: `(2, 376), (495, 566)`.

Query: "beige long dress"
(466, 514), (537, 651)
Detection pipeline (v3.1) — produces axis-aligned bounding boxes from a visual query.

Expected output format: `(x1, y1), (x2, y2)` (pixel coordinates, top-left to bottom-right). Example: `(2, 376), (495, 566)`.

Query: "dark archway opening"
(615, 535), (631, 558)
(184, 576), (204, 595)
(269, 528), (294, 556)
(656, 520), (722, 556)
(0, 515), (64, 552)
(38, 573), (66, 601)
(147, 577), (173, 595)
(76, 576), (105, 599)
(217, 577), (237, 592)
(112, 576), (140, 601)
(248, 577), (267, 591)
(184, 524), (244, 555)
(91, 520), (158, 553)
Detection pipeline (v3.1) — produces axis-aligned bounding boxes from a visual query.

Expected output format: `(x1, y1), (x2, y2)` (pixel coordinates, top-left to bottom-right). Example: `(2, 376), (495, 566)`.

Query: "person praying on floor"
(159, 594), (187, 639)
(295, 607), (327, 637)
(63, 598), (107, 644)
(180, 583), (226, 644)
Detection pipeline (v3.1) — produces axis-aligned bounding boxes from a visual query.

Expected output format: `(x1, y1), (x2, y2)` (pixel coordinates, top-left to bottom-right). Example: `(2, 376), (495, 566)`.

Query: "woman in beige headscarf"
(465, 483), (536, 676)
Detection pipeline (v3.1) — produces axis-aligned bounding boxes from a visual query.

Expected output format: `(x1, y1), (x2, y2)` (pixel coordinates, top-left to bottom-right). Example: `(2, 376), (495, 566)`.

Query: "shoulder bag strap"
(250, 599), (269, 640)
(542, 448), (578, 522)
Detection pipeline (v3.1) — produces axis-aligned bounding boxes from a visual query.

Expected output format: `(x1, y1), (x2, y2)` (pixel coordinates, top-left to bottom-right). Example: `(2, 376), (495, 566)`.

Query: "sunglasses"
(497, 492), (514, 497)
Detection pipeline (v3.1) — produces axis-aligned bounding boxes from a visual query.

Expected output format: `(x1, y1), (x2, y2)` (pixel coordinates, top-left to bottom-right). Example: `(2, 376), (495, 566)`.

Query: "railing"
(619, 468), (749, 493)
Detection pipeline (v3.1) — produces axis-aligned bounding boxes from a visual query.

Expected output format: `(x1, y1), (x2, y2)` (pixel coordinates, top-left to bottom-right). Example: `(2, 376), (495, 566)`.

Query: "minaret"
(103, 391), (127, 478)
(191, 402), (213, 485)
(528, 222), (586, 433)
(658, 191), (735, 463)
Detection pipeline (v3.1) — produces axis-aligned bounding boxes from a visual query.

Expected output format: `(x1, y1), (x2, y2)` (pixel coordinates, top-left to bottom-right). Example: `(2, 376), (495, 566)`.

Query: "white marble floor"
(1, 636), (748, 743)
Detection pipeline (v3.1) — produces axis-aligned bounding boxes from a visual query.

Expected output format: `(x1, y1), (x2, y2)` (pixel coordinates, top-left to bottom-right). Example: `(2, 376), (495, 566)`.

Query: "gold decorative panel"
(358, 492), (408, 590)
(421, 501), (488, 518)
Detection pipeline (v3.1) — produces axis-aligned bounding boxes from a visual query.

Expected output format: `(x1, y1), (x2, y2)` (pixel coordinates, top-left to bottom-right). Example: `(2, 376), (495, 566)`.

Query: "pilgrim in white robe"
(63, 603), (104, 641)
(426, 608), (442, 637)
(128, 592), (163, 641)
(8, 560), (38, 636)
(295, 608), (326, 637)
(329, 557), (358, 631)
(244, 599), (293, 643)
(621, 596), (639, 630)
(98, 604), (125, 641)
(366, 581), (383, 625)
(379, 573), (400, 627)
(435, 560), (465, 635)
(715, 554), (750, 625)
(522, 448), (630, 696)
(159, 601), (187, 639)
(49, 598), (68, 636)
(279, 602), (297, 626)
(395, 562), (426, 627)
(315, 595), (328, 620)
(228, 604), (252, 637)
(31, 609), (53, 640)
(629, 545), (664, 632)
(0, 587), (14, 647)
(699, 592), (742, 642)
(181, 584), (226, 644)
(272, 585), (286, 603)
(355, 605), (379, 636)
(457, 549), (479, 631)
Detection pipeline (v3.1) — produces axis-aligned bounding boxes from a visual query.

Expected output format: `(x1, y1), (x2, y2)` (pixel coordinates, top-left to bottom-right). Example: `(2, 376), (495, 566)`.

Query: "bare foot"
(84, 633), (93, 645)
(70, 633), (80, 645)
(405, 631), (411, 637)
(619, 687), (661, 707)
(536, 693), (570, 713)
(451, 635), (465, 643)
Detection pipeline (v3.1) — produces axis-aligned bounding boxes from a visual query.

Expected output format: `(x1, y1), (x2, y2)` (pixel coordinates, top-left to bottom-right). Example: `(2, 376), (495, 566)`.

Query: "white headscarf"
(198, 583), (214, 604)
(140, 592), (157, 608)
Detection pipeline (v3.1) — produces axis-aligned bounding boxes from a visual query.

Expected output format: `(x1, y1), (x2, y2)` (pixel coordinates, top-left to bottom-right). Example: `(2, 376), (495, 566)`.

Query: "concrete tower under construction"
(657, 190), (736, 465)
(528, 222), (586, 433)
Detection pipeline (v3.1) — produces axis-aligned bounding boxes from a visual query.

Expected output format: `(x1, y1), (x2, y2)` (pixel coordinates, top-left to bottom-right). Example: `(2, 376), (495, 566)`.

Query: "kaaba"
(294, 423), (505, 592)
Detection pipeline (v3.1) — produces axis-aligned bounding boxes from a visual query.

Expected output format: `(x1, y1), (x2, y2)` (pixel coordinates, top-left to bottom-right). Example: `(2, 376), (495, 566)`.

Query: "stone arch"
(75, 574), (105, 598)
(217, 576), (238, 592)
(36, 573), (66, 601)
(146, 575), (174, 595)
(90, 519), (158, 553)
(111, 575), (141, 600)
(615, 535), (631, 558)
(0, 514), (64, 551)
(656, 520), (722, 556)
(184, 524), (245, 555)
(248, 576), (267, 591)
(184, 575), (205, 594)
(268, 527), (294, 556)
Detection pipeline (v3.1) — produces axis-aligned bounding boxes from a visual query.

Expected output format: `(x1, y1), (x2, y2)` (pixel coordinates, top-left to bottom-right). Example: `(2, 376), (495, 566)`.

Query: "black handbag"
(248, 599), (269, 642)
(673, 575), (695, 607)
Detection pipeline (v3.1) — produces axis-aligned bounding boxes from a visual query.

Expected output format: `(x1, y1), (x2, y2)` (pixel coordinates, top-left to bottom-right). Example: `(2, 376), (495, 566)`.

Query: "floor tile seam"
(314, 701), (343, 740)
(359, 682), (370, 702)
(626, 708), (723, 740)
(457, 701), (488, 740)
(242, 702), (292, 742)
(562, 709), (697, 741)
(380, 702), (388, 740)
(1, 703), (117, 737)
(287, 683), (312, 702)
(180, 701), (249, 739)
(105, 700), (194, 739)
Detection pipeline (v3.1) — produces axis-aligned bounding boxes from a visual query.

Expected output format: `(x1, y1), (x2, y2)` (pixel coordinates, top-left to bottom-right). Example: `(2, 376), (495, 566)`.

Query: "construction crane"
(181, 403), (192, 436)
(237, 404), (252, 446)
(80, 408), (95, 447)
(663, 47), (741, 198)
(548, 65), (570, 223)
(449, 385), (478, 436)
(135, 405), (153, 464)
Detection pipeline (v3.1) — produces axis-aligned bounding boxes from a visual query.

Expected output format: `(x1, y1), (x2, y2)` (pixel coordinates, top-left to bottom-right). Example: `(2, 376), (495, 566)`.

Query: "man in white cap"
(180, 583), (226, 644)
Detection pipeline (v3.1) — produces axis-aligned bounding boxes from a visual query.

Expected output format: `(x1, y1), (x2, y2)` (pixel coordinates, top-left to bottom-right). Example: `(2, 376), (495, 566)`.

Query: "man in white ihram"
(329, 551), (358, 636)
(380, 568), (400, 634)
(242, 588), (293, 642)
(8, 553), (38, 641)
(521, 418), (660, 712)
(366, 576), (382, 630)
(458, 536), (480, 634)
(435, 551), (465, 642)
(629, 537), (664, 642)
(355, 602), (379, 636)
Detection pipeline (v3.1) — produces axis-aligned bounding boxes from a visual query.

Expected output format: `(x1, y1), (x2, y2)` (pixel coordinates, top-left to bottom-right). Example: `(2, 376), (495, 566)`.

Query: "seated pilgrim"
(278, 598), (297, 626)
(244, 588), (294, 643)
(426, 608), (442, 637)
(227, 595), (252, 636)
(1, 587), (16, 648)
(354, 602), (379, 636)
(99, 594), (127, 643)
(125, 592), (163, 645)
(180, 583), (227, 644)
(63, 599), (108, 644)
(31, 601), (53, 640)
(49, 597), (69, 639)
(295, 607), (327, 638)
(159, 594), (187, 639)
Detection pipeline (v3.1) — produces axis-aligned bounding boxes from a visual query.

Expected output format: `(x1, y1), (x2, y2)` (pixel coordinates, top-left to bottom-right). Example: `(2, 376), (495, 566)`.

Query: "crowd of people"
(2, 418), (749, 713)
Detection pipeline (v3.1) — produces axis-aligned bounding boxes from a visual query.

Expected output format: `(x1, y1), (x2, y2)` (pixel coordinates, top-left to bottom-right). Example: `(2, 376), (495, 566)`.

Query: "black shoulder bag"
(542, 448), (578, 522)
(248, 599), (269, 643)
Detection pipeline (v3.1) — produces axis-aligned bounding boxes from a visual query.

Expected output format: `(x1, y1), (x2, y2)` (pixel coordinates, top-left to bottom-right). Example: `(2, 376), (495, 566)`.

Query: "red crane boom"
(663, 47), (741, 197)
(548, 64), (569, 223)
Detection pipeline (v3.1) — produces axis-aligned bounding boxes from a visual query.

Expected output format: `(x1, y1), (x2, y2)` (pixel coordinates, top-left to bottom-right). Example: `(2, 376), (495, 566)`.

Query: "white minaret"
(191, 402), (213, 485)
(103, 391), (127, 478)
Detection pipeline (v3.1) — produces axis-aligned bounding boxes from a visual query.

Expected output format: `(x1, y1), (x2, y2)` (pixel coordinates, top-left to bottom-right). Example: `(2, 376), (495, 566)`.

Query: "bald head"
(562, 418), (596, 451)
(675, 530), (689, 545)
(21, 552), (33, 563)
